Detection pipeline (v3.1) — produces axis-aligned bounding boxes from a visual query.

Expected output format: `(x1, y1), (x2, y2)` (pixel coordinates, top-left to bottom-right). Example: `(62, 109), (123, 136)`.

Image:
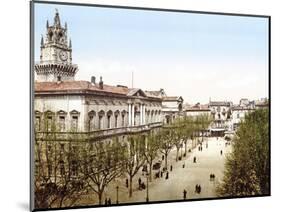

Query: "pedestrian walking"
(220, 150), (223, 155)
(195, 184), (198, 193)
(193, 156), (197, 163)
(108, 198), (111, 205)
(138, 177), (142, 189)
(166, 171), (169, 179)
(170, 165), (173, 172)
(182, 163), (185, 168)
(183, 189), (187, 200)
(198, 185), (201, 194)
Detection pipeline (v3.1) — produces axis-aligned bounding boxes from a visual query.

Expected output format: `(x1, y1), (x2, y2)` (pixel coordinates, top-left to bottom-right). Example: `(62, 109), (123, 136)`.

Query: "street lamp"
(116, 186), (119, 204)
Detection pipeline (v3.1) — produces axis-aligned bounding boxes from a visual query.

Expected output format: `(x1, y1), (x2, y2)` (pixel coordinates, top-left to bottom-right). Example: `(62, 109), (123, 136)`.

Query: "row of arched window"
(35, 108), (163, 132)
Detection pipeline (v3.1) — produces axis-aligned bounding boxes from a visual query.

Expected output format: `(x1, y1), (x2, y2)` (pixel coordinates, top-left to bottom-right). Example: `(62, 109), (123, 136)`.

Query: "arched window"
(70, 110), (80, 131)
(151, 110), (154, 123)
(121, 110), (126, 127)
(107, 110), (113, 128)
(98, 110), (105, 129)
(88, 110), (96, 131)
(44, 110), (54, 132)
(35, 111), (42, 131)
(147, 110), (151, 123)
(114, 110), (120, 128)
(57, 110), (67, 132)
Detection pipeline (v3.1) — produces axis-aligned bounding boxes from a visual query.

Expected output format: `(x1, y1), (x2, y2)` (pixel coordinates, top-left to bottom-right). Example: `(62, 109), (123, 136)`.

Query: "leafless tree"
(81, 138), (126, 205)
(34, 113), (87, 209)
(124, 134), (146, 197)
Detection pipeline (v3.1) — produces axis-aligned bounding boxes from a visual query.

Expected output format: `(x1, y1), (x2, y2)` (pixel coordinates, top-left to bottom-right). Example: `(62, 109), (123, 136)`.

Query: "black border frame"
(30, 1), (271, 211)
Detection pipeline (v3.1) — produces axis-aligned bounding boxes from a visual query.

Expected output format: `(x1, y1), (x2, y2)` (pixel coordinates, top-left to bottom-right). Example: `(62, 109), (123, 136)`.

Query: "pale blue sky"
(34, 2), (269, 104)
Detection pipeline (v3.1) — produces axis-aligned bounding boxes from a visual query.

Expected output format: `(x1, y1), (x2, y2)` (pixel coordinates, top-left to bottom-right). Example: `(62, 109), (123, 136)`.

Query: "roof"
(145, 90), (161, 97)
(35, 80), (129, 95)
(145, 89), (166, 98)
(163, 96), (183, 102)
(35, 80), (161, 100)
(232, 106), (255, 111)
(209, 101), (231, 107)
(184, 103), (210, 111)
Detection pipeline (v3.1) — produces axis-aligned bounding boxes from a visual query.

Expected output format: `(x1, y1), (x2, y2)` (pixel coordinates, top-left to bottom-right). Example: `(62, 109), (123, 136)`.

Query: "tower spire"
(69, 38), (72, 48)
(41, 35), (44, 46)
(54, 8), (61, 27)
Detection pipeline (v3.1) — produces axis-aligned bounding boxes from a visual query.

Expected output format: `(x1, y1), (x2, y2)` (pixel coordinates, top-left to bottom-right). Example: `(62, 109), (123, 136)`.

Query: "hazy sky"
(34, 3), (269, 104)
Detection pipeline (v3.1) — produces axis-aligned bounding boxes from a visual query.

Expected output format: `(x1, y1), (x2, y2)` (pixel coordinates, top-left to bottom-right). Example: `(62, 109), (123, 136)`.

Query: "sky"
(34, 3), (269, 105)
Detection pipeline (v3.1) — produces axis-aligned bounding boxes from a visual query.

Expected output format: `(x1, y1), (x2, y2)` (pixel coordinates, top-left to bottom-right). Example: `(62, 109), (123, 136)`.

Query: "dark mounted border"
(30, 0), (271, 211)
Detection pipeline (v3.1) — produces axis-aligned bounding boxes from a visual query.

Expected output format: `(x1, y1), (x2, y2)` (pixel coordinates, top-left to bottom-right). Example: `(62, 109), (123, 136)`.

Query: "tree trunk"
(129, 175), (133, 197)
(176, 148), (179, 162)
(98, 192), (102, 205)
(180, 144), (183, 158)
(165, 152), (168, 169)
(149, 163), (152, 182)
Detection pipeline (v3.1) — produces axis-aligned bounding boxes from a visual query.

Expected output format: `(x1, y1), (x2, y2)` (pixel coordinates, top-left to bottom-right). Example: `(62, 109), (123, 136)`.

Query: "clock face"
(59, 50), (68, 61)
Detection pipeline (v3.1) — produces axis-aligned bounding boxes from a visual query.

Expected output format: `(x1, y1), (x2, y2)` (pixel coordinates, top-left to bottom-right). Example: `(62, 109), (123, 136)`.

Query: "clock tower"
(35, 9), (78, 82)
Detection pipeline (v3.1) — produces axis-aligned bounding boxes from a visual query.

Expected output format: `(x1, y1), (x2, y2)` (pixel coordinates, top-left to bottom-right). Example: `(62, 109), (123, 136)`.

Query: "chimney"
(99, 76), (103, 89)
(91, 76), (96, 84)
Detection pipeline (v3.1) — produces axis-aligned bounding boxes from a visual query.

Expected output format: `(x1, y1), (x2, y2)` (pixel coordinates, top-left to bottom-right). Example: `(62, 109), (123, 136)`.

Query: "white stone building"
(231, 106), (255, 131)
(208, 101), (232, 136)
(184, 103), (211, 117)
(34, 10), (164, 139)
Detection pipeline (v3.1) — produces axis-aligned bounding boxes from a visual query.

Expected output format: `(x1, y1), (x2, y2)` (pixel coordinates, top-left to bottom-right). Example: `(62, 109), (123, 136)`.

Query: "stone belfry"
(35, 9), (78, 82)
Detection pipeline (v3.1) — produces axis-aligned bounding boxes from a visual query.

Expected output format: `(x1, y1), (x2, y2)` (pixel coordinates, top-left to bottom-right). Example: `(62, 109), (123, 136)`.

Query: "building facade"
(34, 10), (179, 141)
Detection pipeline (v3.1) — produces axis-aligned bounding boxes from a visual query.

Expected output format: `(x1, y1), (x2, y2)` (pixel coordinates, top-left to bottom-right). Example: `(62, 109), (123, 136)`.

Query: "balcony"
(35, 122), (163, 141)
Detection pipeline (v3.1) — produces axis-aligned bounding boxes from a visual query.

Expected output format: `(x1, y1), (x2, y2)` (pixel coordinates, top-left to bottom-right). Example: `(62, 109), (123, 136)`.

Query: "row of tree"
(216, 108), (270, 196)
(34, 114), (213, 208)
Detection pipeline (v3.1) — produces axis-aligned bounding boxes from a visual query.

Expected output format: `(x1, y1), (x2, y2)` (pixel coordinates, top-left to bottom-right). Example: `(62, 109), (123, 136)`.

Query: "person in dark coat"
(183, 189), (187, 200)
(138, 178), (142, 189)
(166, 171), (169, 179)
(220, 150), (223, 155)
(170, 165), (173, 171)
(193, 156), (197, 163)
(108, 198), (111, 205)
(198, 185), (201, 193)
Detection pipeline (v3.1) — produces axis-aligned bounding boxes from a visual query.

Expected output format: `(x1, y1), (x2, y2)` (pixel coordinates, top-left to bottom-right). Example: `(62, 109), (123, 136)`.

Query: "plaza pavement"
(79, 137), (232, 205)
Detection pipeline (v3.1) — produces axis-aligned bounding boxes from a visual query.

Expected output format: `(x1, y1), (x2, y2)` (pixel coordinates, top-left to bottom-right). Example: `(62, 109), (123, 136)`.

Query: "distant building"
(255, 98), (269, 109)
(162, 96), (184, 124)
(208, 101), (232, 136)
(231, 106), (255, 131)
(184, 103), (211, 117)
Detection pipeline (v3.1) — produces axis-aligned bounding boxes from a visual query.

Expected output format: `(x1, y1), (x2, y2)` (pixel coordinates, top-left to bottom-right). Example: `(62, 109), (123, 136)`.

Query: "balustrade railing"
(35, 122), (163, 141)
